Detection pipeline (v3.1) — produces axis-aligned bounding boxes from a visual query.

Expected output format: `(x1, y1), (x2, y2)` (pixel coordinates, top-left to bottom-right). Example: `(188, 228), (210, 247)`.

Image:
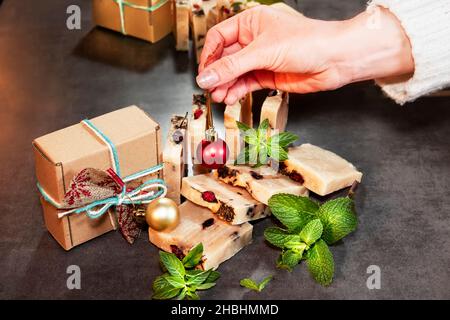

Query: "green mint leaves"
(318, 197), (358, 245)
(152, 243), (220, 300)
(240, 275), (273, 292)
(264, 193), (358, 286)
(235, 119), (298, 167)
(306, 240), (334, 286)
(268, 194), (319, 232)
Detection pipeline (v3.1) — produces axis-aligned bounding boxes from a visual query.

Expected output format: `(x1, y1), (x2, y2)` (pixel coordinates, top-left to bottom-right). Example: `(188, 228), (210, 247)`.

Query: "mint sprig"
(240, 275), (273, 292)
(264, 193), (358, 286)
(152, 243), (220, 300)
(235, 119), (298, 167)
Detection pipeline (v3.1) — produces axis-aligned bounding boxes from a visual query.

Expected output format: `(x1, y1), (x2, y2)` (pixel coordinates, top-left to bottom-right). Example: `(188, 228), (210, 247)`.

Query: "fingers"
(196, 40), (264, 90)
(198, 15), (242, 72)
(218, 71), (275, 104)
(211, 79), (238, 102)
(218, 71), (335, 104)
(222, 42), (244, 57)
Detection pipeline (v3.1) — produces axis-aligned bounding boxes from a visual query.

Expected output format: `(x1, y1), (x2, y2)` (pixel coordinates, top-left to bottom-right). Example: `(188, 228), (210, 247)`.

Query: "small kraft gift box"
(93, 0), (173, 43)
(33, 106), (164, 250)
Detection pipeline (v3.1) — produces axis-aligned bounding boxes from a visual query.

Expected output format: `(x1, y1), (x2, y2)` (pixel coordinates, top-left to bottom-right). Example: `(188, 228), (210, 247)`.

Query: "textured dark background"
(0, 0), (449, 299)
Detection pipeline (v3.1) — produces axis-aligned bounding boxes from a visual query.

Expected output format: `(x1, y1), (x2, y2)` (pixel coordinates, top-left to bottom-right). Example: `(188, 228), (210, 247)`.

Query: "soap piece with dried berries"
(281, 143), (363, 196)
(217, 0), (232, 22)
(216, 165), (309, 205)
(224, 101), (245, 161)
(224, 101), (243, 129)
(163, 114), (188, 204)
(189, 94), (208, 164)
(206, 7), (218, 31)
(260, 91), (289, 135)
(181, 174), (270, 224)
(175, 0), (190, 51)
(192, 4), (207, 63)
(240, 93), (253, 128)
(225, 128), (242, 163)
(149, 200), (253, 270)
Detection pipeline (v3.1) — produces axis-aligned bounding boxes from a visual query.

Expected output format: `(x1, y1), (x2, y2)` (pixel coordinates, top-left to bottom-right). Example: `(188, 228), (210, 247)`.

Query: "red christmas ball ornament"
(196, 128), (229, 169)
(195, 91), (229, 170)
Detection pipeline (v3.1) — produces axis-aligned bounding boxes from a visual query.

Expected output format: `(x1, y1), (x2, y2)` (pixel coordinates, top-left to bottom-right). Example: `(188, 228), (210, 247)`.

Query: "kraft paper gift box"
(93, 0), (173, 43)
(33, 106), (162, 250)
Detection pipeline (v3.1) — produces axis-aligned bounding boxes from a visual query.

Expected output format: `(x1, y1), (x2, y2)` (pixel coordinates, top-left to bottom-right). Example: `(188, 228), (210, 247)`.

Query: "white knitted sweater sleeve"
(367, 0), (450, 104)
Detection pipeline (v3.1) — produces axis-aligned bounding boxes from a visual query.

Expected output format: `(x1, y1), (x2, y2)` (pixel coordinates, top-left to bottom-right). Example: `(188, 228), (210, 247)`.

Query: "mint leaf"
(152, 243), (220, 300)
(152, 286), (181, 300)
(318, 197), (357, 244)
(268, 194), (319, 231)
(240, 276), (272, 293)
(257, 275), (273, 291)
(240, 278), (260, 291)
(278, 249), (303, 271)
(195, 282), (216, 290)
(257, 0), (283, 5)
(239, 276), (273, 292)
(185, 269), (203, 278)
(264, 227), (301, 248)
(159, 251), (185, 279)
(243, 129), (258, 145)
(236, 120), (251, 132)
(152, 274), (172, 292)
(182, 243), (203, 268)
(165, 275), (186, 289)
(259, 118), (270, 131)
(299, 219), (323, 245)
(175, 287), (187, 300)
(248, 145), (258, 165)
(186, 291), (200, 300)
(306, 239), (334, 286)
(205, 270), (221, 283)
(187, 270), (211, 287)
(258, 144), (269, 164)
(235, 147), (250, 165)
(269, 132), (298, 148)
(268, 144), (288, 161)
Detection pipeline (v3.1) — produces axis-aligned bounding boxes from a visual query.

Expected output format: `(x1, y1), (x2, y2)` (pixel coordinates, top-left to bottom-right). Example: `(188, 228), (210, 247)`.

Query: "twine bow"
(37, 119), (167, 243)
(113, 0), (169, 35)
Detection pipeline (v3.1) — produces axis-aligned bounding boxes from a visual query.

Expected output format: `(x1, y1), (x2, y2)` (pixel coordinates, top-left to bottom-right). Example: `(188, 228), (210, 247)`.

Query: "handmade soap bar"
(181, 174), (270, 224)
(224, 102), (242, 129)
(260, 91), (289, 134)
(281, 144), (363, 196)
(206, 6), (218, 31)
(224, 101), (243, 161)
(175, 0), (190, 51)
(240, 93), (253, 128)
(216, 164), (309, 205)
(225, 128), (242, 163)
(149, 200), (253, 270)
(216, 0), (231, 22)
(192, 6), (207, 63)
(189, 94), (207, 164)
(163, 115), (188, 204)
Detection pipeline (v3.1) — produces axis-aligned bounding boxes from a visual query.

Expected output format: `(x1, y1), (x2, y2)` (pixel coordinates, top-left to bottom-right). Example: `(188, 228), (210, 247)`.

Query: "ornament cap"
(205, 127), (218, 142)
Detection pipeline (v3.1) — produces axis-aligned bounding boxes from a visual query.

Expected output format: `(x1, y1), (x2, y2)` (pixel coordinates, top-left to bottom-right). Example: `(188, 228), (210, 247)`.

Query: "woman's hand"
(196, 4), (414, 105)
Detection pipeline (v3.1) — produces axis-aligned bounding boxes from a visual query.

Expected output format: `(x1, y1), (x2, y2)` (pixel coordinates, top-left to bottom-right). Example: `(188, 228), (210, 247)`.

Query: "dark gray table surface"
(0, 0), (449, 300)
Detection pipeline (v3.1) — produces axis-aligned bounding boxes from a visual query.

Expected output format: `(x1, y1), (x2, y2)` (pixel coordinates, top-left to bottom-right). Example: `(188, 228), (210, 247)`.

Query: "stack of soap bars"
(151, 88), (363, 270)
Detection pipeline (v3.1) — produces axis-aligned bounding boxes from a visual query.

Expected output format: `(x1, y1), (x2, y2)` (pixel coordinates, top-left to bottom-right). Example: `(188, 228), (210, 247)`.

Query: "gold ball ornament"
(145, 197), (180, 231)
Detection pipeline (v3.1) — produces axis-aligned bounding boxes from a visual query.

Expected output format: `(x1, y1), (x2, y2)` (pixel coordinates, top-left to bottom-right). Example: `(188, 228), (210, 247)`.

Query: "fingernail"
(196, 69), (219, 89)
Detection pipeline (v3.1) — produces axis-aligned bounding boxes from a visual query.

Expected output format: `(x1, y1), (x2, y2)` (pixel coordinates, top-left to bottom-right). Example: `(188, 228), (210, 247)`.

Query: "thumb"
(196, 41), (264, 90)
